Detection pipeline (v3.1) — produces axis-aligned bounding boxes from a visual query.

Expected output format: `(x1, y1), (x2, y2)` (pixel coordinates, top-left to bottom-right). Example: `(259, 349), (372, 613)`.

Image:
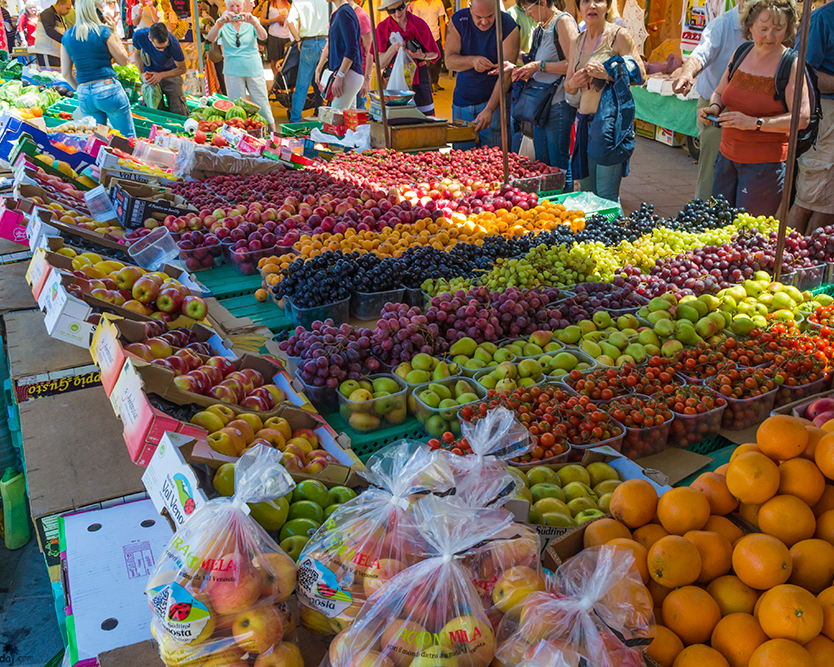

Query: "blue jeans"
(355, 94), (367, 109)
(76, 79), (135, 138)
(534, 101), (576, 191)
(579, 156), (624, 202)
(452, 99), (510, 150)
(712, 153), (786, 217)
(290, 38), (325, 123)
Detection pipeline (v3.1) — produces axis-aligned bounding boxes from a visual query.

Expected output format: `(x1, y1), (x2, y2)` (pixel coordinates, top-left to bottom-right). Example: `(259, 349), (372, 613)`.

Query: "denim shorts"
(76, 78), (136, 138)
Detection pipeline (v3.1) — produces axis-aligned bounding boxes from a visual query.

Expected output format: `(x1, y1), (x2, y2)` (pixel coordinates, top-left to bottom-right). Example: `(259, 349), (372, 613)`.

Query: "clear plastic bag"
(495, 545), (653, 667)
(515, 640), (575, 667)
(327, 494), (512, 667)
(146, 445), (301, 667)
(387, 33), (416, 91)
(296, 441), (455, 638)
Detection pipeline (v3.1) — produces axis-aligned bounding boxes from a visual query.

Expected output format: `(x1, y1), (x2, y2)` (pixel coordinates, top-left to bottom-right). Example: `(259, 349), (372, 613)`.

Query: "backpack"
(727, 42), (822, 156)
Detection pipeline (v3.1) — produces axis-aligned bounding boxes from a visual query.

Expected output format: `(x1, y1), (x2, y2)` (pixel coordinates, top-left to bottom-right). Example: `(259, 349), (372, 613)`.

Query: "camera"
(230, 13), (243, 20)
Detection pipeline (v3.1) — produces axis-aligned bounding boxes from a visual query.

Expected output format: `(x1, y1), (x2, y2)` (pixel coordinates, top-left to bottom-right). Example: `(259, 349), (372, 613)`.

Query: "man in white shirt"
(411, 0), (447, 91)
(286, 0), (330, 122)
(672, 4), (744, 201)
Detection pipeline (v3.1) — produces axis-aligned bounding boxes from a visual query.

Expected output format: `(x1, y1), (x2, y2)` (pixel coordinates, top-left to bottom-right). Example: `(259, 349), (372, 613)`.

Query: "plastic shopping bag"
(296, 441), (455, 638)
(387, 33), (415, 91)
(327, 494), (512, 667)
(495, 545), (653, 667)
(146, 445), (301, 667)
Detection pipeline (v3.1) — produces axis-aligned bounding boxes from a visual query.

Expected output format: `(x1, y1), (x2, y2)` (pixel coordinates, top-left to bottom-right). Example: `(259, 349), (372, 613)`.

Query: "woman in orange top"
(700, 0), (810, 217)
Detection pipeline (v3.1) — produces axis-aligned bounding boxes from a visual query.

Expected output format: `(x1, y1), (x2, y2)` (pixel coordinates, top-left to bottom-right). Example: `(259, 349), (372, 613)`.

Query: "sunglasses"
(386, 4), (406, 13)
(236, 32), (241, 47)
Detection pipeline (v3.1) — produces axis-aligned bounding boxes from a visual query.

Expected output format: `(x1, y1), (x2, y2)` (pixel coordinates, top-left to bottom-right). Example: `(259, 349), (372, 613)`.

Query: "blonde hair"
(72, 0), (106, 41)
(740, 0), (799, 45)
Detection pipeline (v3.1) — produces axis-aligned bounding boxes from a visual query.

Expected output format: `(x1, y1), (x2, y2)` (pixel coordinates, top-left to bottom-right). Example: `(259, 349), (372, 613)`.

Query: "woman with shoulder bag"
(508, 0), (578, 189)
(564, 0), (645, 201)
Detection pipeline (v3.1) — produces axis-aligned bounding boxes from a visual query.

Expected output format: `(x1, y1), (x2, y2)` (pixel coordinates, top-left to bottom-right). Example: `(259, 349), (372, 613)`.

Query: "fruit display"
(391, 353), (460, 387)
(474, 358), (545, 392)
(176, 231), (224, 271)
(412, 377), (485, 438)
(637, 292), (731, 351)
(212, 461), (356, 561)
(660, 385), (727, 449)
(337, 374), (408, 432)
(705, 367), (778, 430)
(716, 276), (821, 334)
(146, 446), (300, 667)
(599, 395), (674, 459)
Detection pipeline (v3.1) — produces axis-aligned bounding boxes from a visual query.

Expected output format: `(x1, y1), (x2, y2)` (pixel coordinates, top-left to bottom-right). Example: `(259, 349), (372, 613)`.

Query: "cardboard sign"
(37, 268), (97, 347)
(90, 315), (128, 396)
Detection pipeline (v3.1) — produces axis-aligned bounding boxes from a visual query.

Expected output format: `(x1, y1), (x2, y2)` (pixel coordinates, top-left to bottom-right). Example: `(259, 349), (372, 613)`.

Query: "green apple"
(248, 497), (289, 531)
(530, 483), (566, 504)
(288, 500), (324, 523)
(575, 509), (606, 525)
(557, 464), (591, 487)
(213, 463), (235, 497)
(526, 466), (560, 486)
(373, 376), (401, 394)
(323, 504), (341, 519)
(594, 479), (622, 496)
(567, 497), (598, 516)
(542, 512), (575, 527)
(533, 497), (570, 516)
(563, 481), (598, 503)
(292, 479), (330, 508)
(279, 517), (320, 542)
(280, 534), (310, 562)
(527, 507), (545, 525)
(598, 492), (613, 513)
(327, 486), (357, 505)
(507, 466), (529, 489)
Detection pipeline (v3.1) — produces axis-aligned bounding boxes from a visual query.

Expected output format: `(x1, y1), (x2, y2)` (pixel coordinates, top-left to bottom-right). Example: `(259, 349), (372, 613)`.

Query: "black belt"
(300, 35), (326, 42)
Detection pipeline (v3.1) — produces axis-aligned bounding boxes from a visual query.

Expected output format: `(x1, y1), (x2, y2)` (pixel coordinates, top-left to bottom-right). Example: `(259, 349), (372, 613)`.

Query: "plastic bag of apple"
(147, 445), (302, 667)
(494, 545), (652, 667)
(326, 495), (506, 667)
(296, 442), (455, 639)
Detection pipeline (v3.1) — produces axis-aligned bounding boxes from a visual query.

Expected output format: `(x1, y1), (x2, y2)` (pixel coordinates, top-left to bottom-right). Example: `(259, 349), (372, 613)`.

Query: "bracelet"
(337, 71), (345, 78)
(540, 60), (546, 73)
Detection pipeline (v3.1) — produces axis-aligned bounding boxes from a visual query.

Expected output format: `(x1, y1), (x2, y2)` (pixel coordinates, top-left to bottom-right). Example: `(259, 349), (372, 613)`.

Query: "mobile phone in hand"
(705, 113), (721, 127)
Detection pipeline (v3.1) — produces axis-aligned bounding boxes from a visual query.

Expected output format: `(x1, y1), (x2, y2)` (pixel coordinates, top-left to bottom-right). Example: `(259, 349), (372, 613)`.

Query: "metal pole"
(190, 0), (205, 93)
(367, 0), (390, 148)
(494, 0), (509, 184)
(773, 0), (812, 281)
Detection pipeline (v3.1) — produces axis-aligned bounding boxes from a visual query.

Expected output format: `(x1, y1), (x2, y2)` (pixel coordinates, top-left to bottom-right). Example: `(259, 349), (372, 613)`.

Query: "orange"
(609, 478), (658, 529)
(582, 518), (631, 548)
(818, 586), (834, 640)
(789, 539), (834, 593)
(710, 613), (768, 667)
(605, 538), (649, 583)
(672, 644), (729, 667)
(715, 463), (730, 475)
(691, 472), (739, 515)
(730, 443), (759, 461)
(749, 638), (813, 667)
(757, 495), (816, 547)
(726, 452), (780, 505)
(656, 487), (711, 535)
(815, 433), (834, 480)
(707, 575), (760, 616)
(813, 485), (834, 517)
(757, 584), (823, 644)
(805, 633), (834, 666)
(738, 502), (763, 528)
(778, 457), (826, 507)
(704, 515), (745, 546)
(662, 585), (721, 645)
(648, 535), (702, 588)
(733, 534), (793, 590)
(646, 625), (684, 667)
(633, 523), (670, 551)
(683, 530), (733, 584)
(803, 426), (827, 461)
(816, 509), (834, 546)
(757, 415), (809, 461)
(648, 578), (673, 609)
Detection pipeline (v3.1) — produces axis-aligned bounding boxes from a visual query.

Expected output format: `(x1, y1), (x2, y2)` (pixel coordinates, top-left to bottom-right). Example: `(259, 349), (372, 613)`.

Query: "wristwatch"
(337, 71), (345, 79)
(540, 60), (546, 73)
(756, 118), (763, 131)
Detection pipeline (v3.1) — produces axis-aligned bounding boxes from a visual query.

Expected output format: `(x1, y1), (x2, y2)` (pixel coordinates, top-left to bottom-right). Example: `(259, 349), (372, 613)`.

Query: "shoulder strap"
(727, 41), (754, 82)
(551, 11), (568, 62)
(774, 48), (798, 112)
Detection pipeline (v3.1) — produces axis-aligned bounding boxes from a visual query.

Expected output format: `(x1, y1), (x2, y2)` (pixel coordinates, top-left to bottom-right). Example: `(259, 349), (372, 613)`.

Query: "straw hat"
(378, 0), (408, 11)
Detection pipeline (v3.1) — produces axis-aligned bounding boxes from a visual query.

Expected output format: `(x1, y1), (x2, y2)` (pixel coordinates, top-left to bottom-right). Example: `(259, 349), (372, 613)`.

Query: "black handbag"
(511, 15), (567, 128)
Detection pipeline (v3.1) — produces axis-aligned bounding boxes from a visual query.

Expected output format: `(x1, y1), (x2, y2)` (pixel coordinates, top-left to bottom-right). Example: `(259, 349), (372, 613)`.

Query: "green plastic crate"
(322, 412), (426, 462)
(813, 284), (834, 297)
(279, 121), (322, 137)
(541, 191), (621, 221)
(538, 189), (562, 200)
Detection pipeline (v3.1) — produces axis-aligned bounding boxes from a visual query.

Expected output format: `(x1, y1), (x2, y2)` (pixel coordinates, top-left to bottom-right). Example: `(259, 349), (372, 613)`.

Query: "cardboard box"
(655, 126), (686, 147)
(113, 316), (235, 359)
(98, 641), (164, 667)
(36, 267), (98, 347)
(142, 432), (209, 531)
(770, 388), (834, 418)
(109, 358), (208, 466)
(59, 499), (172, 665)
(4, 309), (101, 403)
(110, 182), (196, 230)
(506, 447), (674, 551)
(20, 385), (148, 580)
(187, 403), (365, 486)
(635, 119), (656, 140)
(0, 196), (32, 245)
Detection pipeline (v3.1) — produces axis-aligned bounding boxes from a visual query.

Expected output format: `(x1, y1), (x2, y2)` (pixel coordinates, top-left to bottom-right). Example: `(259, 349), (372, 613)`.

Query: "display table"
(631, 85), (699, 138)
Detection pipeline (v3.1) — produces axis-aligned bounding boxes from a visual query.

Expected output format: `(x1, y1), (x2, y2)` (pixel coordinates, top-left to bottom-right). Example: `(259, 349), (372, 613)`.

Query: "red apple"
(123, 300), (152, 315)
(145, 337), (173, 359)
(182, 295), (208, 320)
(132, 276), (160, 304)
(207, 383), (238, 404)
(165, 355), (190, 376)
(239, 368), (265, 388)
(226, 371), (255, 395)
(198, 365), (224, 386)
(175, 348), (203, 371)
(206, 356), (236, 377)
(156, 287), (184, 313)
(240, 395), (271, 412)
(173, 374), (200, 393)
(219, 379), (246, 402)
(125, 342), (154, 361)
(115, 266), (143, 290)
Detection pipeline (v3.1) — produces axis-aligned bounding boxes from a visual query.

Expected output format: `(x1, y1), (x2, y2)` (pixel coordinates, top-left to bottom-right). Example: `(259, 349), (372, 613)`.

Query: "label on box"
(90, 316), (127, 396)
(25, 245), (49, 296)
(14, 367), (101, 403)
(142, 432), (208, 529)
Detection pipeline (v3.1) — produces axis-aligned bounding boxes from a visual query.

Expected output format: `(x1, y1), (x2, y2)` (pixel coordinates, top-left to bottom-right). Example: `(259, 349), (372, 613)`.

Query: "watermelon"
(212, 99), (234, 112)
(225, 105), (246, 120)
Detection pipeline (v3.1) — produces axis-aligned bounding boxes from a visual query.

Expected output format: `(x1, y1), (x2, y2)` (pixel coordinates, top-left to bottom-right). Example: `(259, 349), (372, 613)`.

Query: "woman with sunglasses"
(376, 0), (439, 114)
(314, 0), (364, 111)
(508, 0), (578, 188)
(207, 0), (276, 132)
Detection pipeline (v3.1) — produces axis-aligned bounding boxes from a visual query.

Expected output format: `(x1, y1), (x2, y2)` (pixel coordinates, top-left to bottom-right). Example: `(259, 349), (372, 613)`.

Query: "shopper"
(508, 0), (536, 55)
(33, 0), (71, 69)
(672, 2), (745, 201)
(287, 0), (329, 122)
(564, 0), (644, 201)
(314, 0), (363, 111)
(703, 0), (810, 217)
(207, 0), (276, 132)
(61, 0), (135, 137)
(133, 22), (188, 116)
(411, 0), (446, 91)
(788, 0), (834, 233)
(376, 0), (439, 115)
(349, 0), (372, 106)
(132, 0), (158, 29)
(445, 0), (519, 149)
(17, 0), (38, 47)
(261, 0), (291, 78)
(508, 0), (578, 187)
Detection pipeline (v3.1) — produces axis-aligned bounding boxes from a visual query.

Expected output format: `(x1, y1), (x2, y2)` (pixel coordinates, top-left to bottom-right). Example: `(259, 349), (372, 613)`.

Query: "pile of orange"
(627, 414), (834, 667)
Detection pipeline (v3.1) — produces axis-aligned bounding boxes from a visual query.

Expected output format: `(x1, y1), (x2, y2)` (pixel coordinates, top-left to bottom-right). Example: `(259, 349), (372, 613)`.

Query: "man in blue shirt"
(672, 4), (744, 201)
(132, 22), (188, 116)
(789, 0), (834, 233)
